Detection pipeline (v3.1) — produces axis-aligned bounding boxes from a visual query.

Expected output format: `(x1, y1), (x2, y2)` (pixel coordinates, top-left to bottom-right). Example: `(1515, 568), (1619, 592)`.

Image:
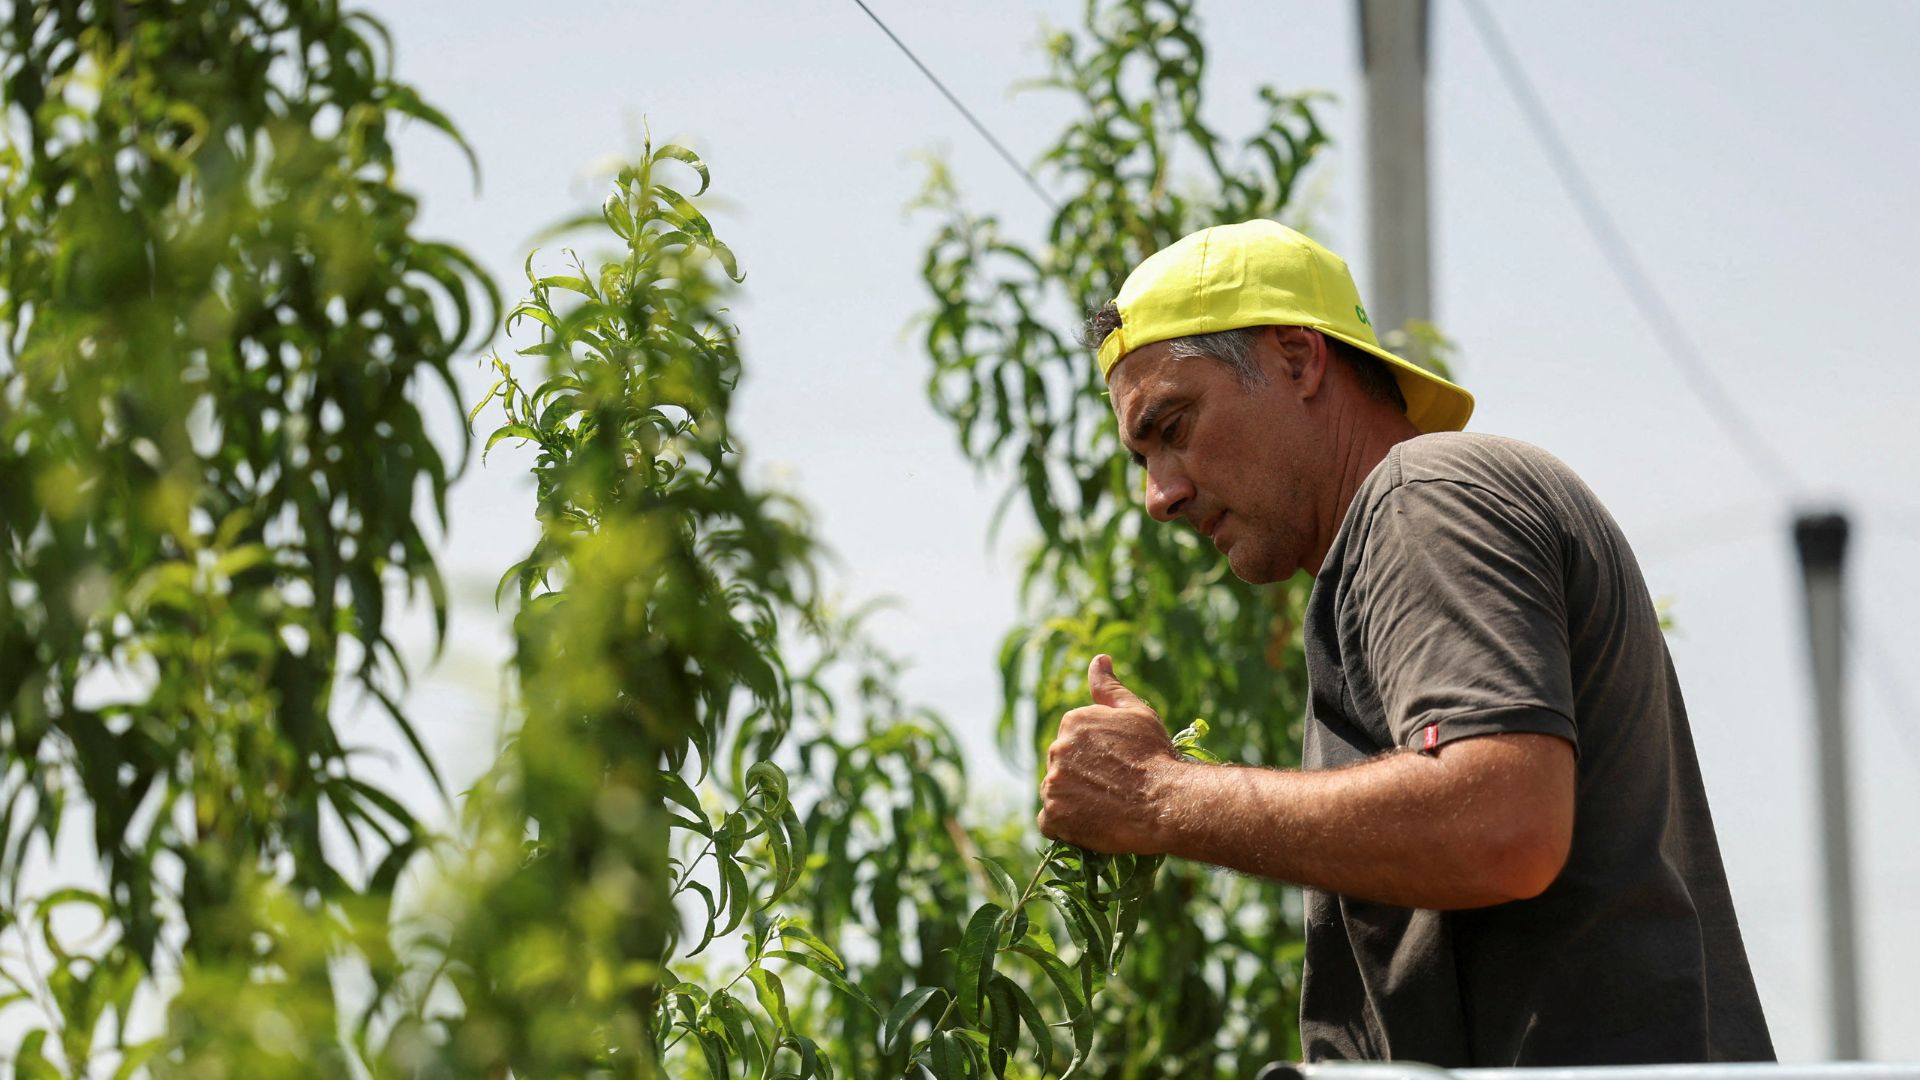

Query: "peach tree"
(0, 1), (494, 1074)
(918, 0), (1339, 1071)
(450, 133), (1207, 1078)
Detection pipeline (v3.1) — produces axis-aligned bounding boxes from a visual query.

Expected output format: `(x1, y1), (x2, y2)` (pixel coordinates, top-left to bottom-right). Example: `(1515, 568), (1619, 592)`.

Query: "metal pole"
(1357, 0), (1433, 357)
(1794, 511), (1860, 1060)
(1268, 1063), (1920, 1080)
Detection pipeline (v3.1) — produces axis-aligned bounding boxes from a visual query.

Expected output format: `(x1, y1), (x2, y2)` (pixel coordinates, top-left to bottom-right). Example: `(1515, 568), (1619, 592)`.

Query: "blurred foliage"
(450, 134), (1206, 1078)
(1, 0), (494, 1075)
(2, 0), (1356, 1076)
(441, 138), (823, 1078)
(916, 0), (1346, 1071)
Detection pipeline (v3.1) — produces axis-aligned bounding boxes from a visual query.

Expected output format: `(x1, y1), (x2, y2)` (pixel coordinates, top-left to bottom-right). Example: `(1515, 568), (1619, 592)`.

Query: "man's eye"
(1161, 417), (1182, 442)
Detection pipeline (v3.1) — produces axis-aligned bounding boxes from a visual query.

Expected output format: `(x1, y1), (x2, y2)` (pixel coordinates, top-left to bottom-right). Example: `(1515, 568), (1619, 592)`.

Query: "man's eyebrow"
(1125, 397), (1174, 467)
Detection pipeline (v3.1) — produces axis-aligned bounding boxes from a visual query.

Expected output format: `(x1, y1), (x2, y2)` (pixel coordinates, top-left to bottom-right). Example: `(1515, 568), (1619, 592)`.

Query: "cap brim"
(1319, 328), (1475, 434)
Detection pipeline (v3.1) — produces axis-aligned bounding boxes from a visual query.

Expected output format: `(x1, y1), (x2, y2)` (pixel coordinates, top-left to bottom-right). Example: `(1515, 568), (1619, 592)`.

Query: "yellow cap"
(1096, 220), (1474, 433)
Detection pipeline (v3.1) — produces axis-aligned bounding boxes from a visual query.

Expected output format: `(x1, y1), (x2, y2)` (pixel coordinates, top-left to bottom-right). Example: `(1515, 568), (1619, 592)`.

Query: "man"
(1036, 220), (1773, 1065)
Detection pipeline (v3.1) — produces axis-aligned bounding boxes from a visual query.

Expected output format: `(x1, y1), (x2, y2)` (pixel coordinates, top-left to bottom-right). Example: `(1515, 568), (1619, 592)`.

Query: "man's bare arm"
(1038, 656), (1576, 910)
(1149, 734), (1572, 908)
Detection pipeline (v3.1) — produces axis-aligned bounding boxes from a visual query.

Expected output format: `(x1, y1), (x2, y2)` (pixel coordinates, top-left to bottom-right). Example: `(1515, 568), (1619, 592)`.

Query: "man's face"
(1109, 332), (1326, 584)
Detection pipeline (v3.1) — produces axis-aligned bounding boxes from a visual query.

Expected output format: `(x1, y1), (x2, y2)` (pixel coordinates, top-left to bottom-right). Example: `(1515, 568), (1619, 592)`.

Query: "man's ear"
(1267, 325), (1328, 397)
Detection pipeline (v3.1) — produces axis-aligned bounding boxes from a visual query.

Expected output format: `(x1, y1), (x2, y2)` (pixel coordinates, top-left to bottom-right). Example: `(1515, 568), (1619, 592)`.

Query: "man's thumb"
(1088, 654), (1145, 709)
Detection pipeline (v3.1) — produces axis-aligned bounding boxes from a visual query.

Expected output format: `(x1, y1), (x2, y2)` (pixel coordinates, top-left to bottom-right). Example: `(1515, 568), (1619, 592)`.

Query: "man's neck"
(1305, 405), (1424, 575)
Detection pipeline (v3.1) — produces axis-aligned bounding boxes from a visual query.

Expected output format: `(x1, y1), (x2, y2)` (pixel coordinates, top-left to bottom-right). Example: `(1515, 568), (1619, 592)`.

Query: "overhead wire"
(1457, 0), (1801, 500)
(847, 0), (1061, 214)
(1633, 516), (1920, 777)
(1459, 0), (1919, 781)
(1847, 514), (1920, 772)
(1848, 625), (1920, 777)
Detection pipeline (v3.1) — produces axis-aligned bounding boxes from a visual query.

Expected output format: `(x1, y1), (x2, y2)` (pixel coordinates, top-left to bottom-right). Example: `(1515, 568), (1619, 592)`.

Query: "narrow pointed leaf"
(994, 972), (1052, 1071)
(776, 921), (843, 970)
(974, 856), (1020, 907)
(767, 950), (878, 1016)
(985, 976), (1018, 1078)
(653, 143), (713, 195)
(747, 967), (791, 1033)
(929, 1030), (962, 1079)
(955, 902), (1004, 1025)
(881, 986), (945, 1053)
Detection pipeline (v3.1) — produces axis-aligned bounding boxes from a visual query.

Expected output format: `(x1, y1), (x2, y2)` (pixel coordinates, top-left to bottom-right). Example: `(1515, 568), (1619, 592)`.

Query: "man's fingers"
(1086, 653), (1147, 711)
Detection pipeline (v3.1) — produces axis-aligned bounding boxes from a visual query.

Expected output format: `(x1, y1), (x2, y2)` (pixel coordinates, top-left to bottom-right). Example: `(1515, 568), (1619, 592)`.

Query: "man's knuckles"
(1036, 796), (1072, 839)
(1058, 703), (1158, 737)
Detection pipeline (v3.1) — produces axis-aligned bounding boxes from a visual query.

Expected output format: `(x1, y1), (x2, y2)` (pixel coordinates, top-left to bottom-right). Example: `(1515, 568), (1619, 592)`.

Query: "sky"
(332, 0), (1920, 1064)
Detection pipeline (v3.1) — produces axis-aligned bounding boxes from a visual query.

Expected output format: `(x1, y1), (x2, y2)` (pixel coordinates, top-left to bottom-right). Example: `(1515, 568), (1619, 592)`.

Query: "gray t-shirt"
(1298, 432), (1773, 1066)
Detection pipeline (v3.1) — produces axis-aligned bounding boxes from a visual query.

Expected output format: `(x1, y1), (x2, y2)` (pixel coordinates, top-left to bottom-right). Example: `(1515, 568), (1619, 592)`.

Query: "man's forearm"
(1147, 734), (1573, 910)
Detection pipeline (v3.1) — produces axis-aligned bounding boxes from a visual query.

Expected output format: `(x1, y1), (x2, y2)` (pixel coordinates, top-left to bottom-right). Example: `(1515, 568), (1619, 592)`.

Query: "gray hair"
(1081, 300), (1406, 409)
(1162, 327), (1268, 387)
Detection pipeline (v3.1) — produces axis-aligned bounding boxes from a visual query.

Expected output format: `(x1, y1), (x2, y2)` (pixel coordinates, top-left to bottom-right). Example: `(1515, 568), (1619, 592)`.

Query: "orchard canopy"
(0, 2), (1407, 1076)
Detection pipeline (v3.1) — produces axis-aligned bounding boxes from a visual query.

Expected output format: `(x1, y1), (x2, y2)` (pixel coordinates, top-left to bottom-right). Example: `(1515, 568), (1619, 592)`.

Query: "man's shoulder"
(1390, 431), (1568, 485)
(1337, 433), (1595, 557)
(1359, 432), (1580, 509)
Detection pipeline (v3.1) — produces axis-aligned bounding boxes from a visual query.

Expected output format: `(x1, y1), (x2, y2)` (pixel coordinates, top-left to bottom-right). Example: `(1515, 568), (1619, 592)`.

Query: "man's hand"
(1036, 654), (1185, 854)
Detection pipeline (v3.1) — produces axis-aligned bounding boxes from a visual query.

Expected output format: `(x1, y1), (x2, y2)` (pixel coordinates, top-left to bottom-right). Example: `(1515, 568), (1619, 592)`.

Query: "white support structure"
(1262, 1062), (1919, 1080)
(1357, 0), (1433, 352)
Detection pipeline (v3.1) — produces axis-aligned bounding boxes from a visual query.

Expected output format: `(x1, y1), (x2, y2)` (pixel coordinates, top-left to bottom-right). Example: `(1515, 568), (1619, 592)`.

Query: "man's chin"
(1225, 544), (1290, 586)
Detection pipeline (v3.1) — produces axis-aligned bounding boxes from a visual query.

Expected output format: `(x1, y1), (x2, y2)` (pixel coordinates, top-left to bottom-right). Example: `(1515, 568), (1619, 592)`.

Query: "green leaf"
(955, 901), (1004, 1024)
(994, 972), (1052, 1072)
(719, 853), (751, 936)
(695, 1020), (731, 1080)
(764, 808), (794, 902)
(709, 236), (744, 282)
(929, 1029), (963, 1079)
(954, 1028), (992, 1071)
(14, 1029), (59, 1079)
(659, 770), (712, 835)
(713, 990), (766, 1076)
(383, 80), (481, 183)
(1038, 883), (1102, 959)
(985, 975), (1018, 1078)
(604, 193), (636, 239)
(745, 760), (789, 811)
(684, 881), (719, 957)
(653, 143), (713, 196)
(775, 920), (843, 971)
(880, 985), (944, 1053)
(507, 302), (560, 333)
(212, 543), (269, 579)
(110, 1035), (165, 1080)
(483, 422), (540, 461)
(779, 803), (809, 893)
(533, 273), (593, 295)
(1007, 940), (1087, 1020)
(766, 949), (878, 1016)
(782, 1033), (831, 1080)
(974, 856), (1020, 907)
(747, 966), (791, 1033)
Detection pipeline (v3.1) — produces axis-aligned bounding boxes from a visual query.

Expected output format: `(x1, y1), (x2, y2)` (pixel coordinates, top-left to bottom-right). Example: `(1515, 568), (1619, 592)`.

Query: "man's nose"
(1145, 464), (1192, 523)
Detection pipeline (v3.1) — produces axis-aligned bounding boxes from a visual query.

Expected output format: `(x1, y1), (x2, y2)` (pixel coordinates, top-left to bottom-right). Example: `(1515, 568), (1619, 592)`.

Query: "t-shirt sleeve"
(1354, 477), (1579, 754)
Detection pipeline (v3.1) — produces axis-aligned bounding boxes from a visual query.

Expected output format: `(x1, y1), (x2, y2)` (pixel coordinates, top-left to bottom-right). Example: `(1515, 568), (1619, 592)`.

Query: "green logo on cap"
(1354, 304), (1371, 326)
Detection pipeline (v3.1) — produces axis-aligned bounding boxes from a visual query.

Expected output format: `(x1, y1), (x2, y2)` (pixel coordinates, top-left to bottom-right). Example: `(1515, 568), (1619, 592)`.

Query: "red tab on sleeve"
(1423, 723), (1438, 751)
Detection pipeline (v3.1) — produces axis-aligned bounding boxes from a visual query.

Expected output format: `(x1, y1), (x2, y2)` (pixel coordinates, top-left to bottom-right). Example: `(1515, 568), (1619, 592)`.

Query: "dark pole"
(1794, 511), (1860, 1059)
